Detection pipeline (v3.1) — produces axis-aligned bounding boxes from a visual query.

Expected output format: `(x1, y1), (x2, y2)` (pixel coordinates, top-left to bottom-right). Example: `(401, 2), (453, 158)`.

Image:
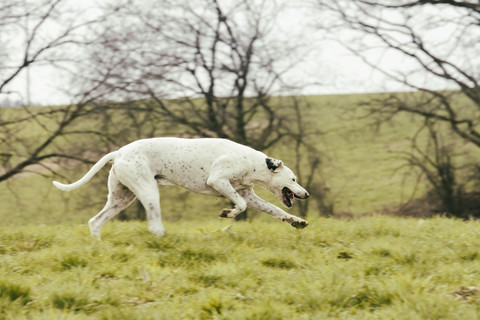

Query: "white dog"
(53, 137), (309, 239)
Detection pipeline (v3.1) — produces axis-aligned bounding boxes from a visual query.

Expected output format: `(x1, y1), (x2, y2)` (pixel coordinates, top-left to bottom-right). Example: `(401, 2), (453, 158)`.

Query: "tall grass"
(0, 218), (479, 319)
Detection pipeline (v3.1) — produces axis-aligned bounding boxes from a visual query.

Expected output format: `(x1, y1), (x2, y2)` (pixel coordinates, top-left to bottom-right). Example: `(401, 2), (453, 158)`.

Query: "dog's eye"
(292, 178), (296, 182)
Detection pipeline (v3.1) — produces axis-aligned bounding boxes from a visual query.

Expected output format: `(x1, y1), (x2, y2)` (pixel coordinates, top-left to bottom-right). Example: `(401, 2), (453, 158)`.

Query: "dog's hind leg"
(114, 162), (165, 236)
(134, 187), (165, 236)
(88, 168), (136, 239)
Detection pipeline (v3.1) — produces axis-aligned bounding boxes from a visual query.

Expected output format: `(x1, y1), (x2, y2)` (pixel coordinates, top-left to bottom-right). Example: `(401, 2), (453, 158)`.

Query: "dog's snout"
(294, 191), (309, 199)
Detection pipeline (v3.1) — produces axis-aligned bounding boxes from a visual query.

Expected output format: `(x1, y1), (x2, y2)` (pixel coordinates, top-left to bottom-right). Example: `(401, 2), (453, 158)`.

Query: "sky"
(2, 0), (470, 106)
(6, 34), (403, 106)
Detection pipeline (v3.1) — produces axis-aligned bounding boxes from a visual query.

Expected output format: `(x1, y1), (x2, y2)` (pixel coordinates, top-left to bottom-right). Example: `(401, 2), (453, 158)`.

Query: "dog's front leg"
(238, 189), (308, 229)
(206, 177), (247, 218)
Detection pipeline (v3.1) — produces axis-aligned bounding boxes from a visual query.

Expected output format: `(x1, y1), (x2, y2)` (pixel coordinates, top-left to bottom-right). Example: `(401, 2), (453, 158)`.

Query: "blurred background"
(1, 0), (479, 224)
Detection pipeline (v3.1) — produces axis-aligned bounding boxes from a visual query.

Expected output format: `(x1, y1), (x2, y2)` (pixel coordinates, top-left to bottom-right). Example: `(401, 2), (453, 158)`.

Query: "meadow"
(1, 93), (480, 319)
(1, 217), (480, 319)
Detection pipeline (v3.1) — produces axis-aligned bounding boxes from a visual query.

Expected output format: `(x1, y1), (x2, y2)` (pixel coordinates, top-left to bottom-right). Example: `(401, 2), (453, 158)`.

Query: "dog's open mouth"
(282, 187), (295, 208)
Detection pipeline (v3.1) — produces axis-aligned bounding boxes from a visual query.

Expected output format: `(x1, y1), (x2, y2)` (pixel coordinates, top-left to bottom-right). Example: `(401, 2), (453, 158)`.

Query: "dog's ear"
(265, 157), (283, 172)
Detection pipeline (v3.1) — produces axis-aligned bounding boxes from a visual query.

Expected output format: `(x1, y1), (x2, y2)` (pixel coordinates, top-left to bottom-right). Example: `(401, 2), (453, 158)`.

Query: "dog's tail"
(52, 151), (117, 192)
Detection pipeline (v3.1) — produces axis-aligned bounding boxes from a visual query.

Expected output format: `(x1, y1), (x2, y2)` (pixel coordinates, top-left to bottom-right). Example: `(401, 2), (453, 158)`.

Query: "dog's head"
(264, 157), (309, 208)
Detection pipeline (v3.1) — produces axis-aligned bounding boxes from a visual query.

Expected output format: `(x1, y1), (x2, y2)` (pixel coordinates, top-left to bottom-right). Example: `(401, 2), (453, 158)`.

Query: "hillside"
(1, 92), (478, 225)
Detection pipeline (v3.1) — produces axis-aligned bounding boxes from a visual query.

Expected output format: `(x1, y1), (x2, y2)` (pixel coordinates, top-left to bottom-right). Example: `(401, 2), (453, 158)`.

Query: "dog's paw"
(291, 219), (309, 229)
(149, 226), (166, 237)
(219, 209), (233, 218)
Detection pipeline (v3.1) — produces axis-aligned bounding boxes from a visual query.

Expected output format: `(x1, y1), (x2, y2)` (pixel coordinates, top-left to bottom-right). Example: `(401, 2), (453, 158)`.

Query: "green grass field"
(1, 217), (480, 319)
(2, 93), (480, 319)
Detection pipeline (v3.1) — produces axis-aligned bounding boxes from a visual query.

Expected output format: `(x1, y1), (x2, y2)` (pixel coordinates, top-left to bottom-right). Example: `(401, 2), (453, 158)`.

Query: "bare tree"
(1, 0), (324, 222)
(288, 97), (332, 217)
(65, 0), (322, 219)
(314, 0), (479, 145)
(84, 0), (310, 150)
(0, 0), (120, 182)
(394, 120), (477, 217)
(0, 0), (103, 97)
(314, 0), (480, 216)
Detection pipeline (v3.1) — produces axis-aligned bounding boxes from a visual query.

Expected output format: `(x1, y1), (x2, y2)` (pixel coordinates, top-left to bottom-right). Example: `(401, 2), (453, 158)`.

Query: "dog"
(53, 137), (309, 239)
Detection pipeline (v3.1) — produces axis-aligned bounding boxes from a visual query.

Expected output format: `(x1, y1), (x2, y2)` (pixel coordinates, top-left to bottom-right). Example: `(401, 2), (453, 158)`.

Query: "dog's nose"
(304, 192), (309, 199)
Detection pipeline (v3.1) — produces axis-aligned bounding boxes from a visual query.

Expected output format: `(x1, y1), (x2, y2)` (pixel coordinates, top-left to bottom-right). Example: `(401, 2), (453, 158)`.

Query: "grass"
(1, 217), (480, 319)
(2, 92), (480, 318)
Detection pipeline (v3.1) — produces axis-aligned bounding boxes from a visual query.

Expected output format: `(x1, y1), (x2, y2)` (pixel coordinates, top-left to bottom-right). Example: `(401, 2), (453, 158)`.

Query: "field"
(1, 217), (480, 319)
(2, 93), (480, 319)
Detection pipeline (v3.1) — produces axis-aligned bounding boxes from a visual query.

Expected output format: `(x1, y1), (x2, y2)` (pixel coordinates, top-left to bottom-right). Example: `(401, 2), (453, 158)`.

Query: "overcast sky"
(3, 0), (464, 106)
